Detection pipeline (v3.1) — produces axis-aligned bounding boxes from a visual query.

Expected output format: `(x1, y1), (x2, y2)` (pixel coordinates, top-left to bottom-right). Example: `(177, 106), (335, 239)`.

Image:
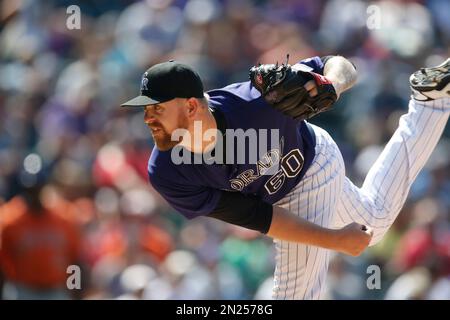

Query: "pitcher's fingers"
(304, 80), (318, 97)
(304, 80), (316, 91)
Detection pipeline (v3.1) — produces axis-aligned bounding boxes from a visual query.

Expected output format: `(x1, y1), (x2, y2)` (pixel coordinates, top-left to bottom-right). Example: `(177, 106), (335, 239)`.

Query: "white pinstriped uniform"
(273, 97), (450, 300)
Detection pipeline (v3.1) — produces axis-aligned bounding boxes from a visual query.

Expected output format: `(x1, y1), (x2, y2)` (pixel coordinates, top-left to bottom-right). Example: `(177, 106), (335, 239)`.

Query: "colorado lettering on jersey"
(229, 137), (305, 195)
(230, 148), (282, 191)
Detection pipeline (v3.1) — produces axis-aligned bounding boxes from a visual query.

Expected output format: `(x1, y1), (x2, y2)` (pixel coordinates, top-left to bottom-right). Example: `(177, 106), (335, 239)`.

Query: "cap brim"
(120, 95), (160, 107)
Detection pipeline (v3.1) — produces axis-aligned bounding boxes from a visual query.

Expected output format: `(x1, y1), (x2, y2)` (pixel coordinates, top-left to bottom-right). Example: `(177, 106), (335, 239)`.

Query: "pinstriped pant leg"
(272, 125), (345, 300)
(334, 98), (450, 246)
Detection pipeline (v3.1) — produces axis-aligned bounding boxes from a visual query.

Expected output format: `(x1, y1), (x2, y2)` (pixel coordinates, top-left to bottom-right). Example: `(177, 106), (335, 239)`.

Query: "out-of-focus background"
(0, 0), (449, 300)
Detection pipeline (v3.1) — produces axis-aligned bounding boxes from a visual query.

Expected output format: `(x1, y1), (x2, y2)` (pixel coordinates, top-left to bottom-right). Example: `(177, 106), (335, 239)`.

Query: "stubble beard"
(152, 113), (189, 151)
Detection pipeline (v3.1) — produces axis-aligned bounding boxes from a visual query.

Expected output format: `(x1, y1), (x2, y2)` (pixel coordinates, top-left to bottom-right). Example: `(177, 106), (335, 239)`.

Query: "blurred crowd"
(0, 0), (449, 300)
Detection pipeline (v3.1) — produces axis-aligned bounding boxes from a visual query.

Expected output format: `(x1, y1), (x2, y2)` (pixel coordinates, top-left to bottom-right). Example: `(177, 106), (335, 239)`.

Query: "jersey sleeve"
(297, 56), (326, 75)
(207, 191), (273, 234)
(149, 172), (222, 219)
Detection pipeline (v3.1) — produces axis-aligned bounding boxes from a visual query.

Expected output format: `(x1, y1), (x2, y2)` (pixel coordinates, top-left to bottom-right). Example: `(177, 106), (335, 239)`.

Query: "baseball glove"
(249, 55), (337, 121)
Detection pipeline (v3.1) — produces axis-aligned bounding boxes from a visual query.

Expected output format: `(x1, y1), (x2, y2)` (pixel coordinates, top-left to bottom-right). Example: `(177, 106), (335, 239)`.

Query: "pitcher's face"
(144, 98), (190, 151)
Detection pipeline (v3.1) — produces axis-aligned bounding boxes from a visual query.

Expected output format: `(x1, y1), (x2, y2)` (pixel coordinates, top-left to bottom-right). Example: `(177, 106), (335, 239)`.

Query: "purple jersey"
(148, 56), (325, 219)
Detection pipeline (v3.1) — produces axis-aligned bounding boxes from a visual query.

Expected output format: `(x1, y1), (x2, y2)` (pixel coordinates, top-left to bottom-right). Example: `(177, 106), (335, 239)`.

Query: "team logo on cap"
(141, 72), (149, 91)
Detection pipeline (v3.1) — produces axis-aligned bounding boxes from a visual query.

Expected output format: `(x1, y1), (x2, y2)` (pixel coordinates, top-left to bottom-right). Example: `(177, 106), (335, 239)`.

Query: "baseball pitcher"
(121, 55), (450, 299)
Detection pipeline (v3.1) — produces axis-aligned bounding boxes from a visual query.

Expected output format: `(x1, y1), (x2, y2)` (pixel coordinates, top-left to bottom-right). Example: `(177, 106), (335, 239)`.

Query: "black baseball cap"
(120, 60), (204, 107)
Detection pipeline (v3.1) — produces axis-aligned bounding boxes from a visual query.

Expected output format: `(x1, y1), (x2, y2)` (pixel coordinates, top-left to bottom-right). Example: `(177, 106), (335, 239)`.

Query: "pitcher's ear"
(186, 98), (199, 116)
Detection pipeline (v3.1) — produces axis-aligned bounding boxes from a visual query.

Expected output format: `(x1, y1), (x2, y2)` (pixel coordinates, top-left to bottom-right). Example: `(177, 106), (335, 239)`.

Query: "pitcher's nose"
(144, 109), (156, 124)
